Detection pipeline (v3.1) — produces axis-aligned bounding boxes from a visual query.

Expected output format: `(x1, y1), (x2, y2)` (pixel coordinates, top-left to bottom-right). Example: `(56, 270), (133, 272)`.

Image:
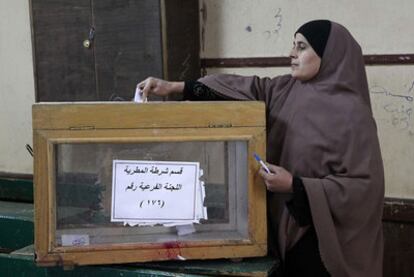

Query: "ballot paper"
(134, 87), (147, 103)
(111, 160), (207, 228)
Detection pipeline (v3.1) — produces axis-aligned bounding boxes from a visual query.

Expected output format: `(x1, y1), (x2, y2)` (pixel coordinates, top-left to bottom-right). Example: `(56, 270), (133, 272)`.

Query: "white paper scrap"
(61, 234), (90, 246)
(176, 255), (187, 260)
(176, 223), (196, 236)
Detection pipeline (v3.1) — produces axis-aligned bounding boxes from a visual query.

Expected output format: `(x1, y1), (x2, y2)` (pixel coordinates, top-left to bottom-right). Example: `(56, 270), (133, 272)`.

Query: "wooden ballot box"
(32, 102), (267, 267)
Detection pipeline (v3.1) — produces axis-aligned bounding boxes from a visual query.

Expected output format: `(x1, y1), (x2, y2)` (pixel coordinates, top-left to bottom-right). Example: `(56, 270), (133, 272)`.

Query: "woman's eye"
(292, 43), (306, 51)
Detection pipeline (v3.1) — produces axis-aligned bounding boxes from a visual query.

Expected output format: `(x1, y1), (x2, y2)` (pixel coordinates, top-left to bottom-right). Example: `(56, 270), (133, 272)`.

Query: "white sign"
(61, 234), (90, 246)
(111, 160), (206, 225)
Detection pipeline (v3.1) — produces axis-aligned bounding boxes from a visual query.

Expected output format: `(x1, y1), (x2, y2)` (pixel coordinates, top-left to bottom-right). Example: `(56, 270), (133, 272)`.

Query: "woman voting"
(137, 20), (384, 277)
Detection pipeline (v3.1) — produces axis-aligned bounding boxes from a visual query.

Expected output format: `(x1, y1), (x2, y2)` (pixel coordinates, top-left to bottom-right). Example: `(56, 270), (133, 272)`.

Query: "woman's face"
(290, 33), (321, 81)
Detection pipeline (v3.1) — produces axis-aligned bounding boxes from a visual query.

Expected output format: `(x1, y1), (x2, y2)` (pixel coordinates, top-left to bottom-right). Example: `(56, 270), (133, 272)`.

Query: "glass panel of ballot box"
(55, 141), (248, 246)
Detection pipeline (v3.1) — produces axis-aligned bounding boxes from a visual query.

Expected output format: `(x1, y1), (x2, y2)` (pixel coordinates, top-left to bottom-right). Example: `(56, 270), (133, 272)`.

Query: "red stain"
(163, 242), (181, 260)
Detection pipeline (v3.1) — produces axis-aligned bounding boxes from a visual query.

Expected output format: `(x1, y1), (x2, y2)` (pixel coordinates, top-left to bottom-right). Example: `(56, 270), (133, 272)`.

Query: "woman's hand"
(137, 77), (184, 99)
(258, 164), (293, 193)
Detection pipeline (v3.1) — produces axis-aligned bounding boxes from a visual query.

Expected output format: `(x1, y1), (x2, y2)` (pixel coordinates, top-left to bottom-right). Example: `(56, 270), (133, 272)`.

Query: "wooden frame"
(33, 102), (267, 266)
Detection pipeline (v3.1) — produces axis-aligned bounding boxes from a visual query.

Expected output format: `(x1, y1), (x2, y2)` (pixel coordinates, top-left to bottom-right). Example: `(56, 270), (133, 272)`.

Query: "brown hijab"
(198, 21), (384, 277)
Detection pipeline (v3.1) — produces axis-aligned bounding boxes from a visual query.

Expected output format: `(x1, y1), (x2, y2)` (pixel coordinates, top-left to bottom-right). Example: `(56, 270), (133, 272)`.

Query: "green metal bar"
(0, 251), (203, 277)
(136, 256), (279, 276)
(0, 201), (33, 251)
(0, 178), (33, 203)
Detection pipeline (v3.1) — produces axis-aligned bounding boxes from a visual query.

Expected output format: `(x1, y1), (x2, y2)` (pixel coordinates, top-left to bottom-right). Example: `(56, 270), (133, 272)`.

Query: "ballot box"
(32, 102), (267, 266)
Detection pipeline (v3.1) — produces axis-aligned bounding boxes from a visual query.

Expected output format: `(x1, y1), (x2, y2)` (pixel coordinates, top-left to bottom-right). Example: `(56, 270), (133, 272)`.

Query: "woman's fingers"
(258, 164), (293, 193)
(267, 163), (280, 173)
(137, 77), (172, 99)
(140, 77), (154, 100)
(258, 167), (269, 179)
(136, 79), (146, 90)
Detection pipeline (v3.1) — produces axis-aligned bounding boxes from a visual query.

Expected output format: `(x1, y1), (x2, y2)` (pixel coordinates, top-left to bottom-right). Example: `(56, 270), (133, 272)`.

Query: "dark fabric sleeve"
(183, 80), (229, 101)
(286, 176), (313, 227)
(285, 226), (331, 276)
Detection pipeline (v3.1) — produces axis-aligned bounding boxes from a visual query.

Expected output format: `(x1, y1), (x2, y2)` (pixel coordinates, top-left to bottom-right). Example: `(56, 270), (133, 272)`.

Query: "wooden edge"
(52, 239), (255, 253)
(32, 101), (265, 130)
(248, 129), (267, 246)
(28, 0), (40, 102)
(201, 57), (290, 68)
(47, 141), (56, 251)
(160, 0), (168, 80)
(383, 197), (414, 223)
(201, 54), (414, 68)
(36, 243), (268, 267)
(38, 128), (257, 143)
(33, 131), (50, 259)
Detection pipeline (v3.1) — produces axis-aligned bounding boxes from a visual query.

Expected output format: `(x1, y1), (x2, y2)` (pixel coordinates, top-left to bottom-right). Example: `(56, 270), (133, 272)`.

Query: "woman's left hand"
(258, 164), (293, 193)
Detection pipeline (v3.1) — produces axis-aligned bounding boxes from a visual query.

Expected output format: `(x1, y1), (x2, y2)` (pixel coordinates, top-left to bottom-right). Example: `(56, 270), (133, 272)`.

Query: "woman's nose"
(289, 49), (297, 59)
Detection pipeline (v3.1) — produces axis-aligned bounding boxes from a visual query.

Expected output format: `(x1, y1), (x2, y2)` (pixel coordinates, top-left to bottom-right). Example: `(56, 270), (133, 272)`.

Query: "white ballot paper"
(111, 160), (207, 227)
(134, 87), (146, 103)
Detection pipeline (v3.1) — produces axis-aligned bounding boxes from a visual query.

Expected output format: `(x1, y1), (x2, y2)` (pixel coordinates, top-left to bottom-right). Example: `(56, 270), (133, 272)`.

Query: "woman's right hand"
(137, 77), (184, 99)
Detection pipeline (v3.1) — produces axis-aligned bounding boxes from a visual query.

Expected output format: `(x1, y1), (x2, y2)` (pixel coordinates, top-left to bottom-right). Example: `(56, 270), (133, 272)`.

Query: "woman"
(137, 20), (384, 277)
